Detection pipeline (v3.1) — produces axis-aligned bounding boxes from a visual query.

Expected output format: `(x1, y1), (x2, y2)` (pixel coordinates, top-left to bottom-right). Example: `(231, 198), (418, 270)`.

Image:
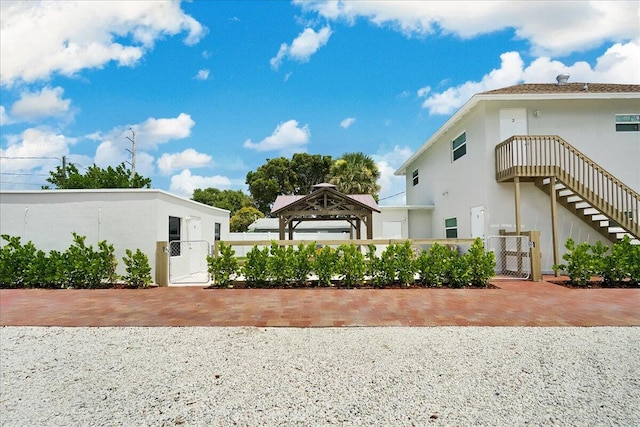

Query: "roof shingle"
(480, 83), (640, 95)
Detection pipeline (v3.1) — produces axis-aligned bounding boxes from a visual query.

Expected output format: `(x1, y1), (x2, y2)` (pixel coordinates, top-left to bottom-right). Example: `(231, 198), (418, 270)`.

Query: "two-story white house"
(395, 77), (639, 272)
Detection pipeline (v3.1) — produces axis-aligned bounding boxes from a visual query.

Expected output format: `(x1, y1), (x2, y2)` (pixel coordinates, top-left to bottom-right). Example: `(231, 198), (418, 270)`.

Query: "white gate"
(169, 240), (210, 284)
(485, 235), (531, 279)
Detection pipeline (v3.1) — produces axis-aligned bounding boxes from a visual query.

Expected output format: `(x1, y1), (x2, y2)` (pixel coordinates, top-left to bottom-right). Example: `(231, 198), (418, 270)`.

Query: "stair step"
(584, 208), (600, 216)
(575, 202), (591, 210)
(566, 195), (582, 203)
(558, 189), (574, 197)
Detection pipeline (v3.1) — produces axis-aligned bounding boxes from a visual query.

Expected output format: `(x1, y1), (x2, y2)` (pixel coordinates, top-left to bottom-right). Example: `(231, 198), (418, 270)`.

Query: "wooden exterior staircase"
(495, 135), (639, 244)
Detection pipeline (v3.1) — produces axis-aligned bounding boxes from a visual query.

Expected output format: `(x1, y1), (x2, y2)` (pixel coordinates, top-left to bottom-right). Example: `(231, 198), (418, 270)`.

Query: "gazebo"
(271, 183), (380, 240)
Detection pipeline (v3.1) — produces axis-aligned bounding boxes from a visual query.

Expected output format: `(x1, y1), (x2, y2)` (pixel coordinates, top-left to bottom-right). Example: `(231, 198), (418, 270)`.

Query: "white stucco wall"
(0, 190), (230, 283)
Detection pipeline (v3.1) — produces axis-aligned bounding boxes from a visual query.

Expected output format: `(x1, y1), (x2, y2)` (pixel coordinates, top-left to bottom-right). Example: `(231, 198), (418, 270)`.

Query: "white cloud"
(372, 146), (413, 205)
(420, 40), (640, 115)
(94, 113), (195, 170)
(294, 1), (639, 56)
(157, 149), (212, 175)
(194, 69), (210, 80)
(169, 169), (232, 198)
(0, 1), (207, 86)
(0, 127), (84, 189)
(340, 117), (356, 128)
(10, 86), (74, 122)
(243, 119), (311, 154)
(270, 26), (332, 70)
(0, 106), (12, 126)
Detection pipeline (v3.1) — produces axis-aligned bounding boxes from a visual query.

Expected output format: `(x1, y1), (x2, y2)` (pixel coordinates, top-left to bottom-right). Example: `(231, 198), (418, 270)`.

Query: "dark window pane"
(452, 133), (466, 149)
(616, 123), (639, 132)
(169, 216), (181, 256)
(215, 223), (221, 241)
(445, 228), (458, 238)
(453, 144), (466, 161)
(445, 218), (457, 228)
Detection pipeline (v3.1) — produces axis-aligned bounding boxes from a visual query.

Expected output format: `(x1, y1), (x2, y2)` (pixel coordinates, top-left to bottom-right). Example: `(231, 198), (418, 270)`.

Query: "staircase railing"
(495, 135), (639, 238)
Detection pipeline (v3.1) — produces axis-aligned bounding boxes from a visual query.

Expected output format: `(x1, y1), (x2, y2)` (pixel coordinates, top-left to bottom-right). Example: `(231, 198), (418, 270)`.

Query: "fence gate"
(485, 235), (531, 279)
(169, 240), (210, 284)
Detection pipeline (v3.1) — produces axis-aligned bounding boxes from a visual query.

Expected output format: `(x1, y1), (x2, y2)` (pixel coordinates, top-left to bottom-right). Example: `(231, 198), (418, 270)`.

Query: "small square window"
(445, 217), (458, 238)
(412, 169), (419, 186)
(452, 132), (467, 161)
(615, 114), (639, 132)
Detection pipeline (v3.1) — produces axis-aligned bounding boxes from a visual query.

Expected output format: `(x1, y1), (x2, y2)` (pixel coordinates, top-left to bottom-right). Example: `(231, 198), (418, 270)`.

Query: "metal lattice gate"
(485, 235), (531, 279)
(169, 240), (210, 284)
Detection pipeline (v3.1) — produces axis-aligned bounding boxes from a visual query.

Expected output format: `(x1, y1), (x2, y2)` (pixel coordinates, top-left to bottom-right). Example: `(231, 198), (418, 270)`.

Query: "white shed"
(0, 189), (230, 286)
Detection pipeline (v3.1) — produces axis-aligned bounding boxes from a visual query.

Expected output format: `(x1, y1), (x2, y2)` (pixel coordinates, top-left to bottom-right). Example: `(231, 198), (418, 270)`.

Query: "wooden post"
(528, 231), (542, 282)
(155, 241), (169, 287)
(549, 176), (561, 276)
(514, 176), (522, 235)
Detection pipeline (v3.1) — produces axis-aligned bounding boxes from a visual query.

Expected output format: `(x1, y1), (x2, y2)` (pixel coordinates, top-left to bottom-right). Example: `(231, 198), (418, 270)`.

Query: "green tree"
(192, 188), (253, 216)
(329, 152), (381, 198)
(246, 157), (297, 215)
(230, 206), (264, 232)
(290, 153), (332, 194)
(45, 162), (151, 189)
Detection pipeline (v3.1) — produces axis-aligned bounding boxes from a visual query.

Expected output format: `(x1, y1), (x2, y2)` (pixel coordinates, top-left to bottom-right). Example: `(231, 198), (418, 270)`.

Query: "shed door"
(471, 206), (486, 238)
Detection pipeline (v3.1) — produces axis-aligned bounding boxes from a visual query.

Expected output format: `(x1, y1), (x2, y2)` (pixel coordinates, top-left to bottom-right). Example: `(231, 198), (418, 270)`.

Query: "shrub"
(62, 233), (118, 289)
(365, 244), (382, 286)
(447, 254), (471, 288)
(243, 245), (271, 288)
(553, 238), (603, 286)
(268, 242), (295, 286)
(0, 234), (46, 288)
(313, 245), (338, 286)
(336, 243), (366, 287)
(207, 242), (238, 287)
(415, 243), (457, 287)
(291, 242), (316, 286)
(123, 249), (152, 288)
(466, 238), (496, 287)
(601, 235), (638, 285)
(395, 241), (417, 286)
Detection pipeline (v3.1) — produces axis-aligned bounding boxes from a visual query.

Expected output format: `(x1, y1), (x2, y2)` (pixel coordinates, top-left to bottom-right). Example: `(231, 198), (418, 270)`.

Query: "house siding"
(402, 91), (639, 272)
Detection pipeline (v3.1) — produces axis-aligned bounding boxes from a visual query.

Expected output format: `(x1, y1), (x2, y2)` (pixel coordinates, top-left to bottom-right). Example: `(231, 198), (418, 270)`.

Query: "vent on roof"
(556, 73), (570, 85)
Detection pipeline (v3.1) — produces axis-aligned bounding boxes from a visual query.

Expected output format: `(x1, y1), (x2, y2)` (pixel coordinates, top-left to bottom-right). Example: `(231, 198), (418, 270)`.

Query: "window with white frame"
(452, 132), (467, 161)
(412, 169), (419, 186)
(214, 222), (221, 241)
(615, 114), (639, 132)
(445, 217), (458, 238)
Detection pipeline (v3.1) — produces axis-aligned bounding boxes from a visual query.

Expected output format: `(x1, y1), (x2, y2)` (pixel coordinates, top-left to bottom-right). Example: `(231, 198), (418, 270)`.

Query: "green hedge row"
(0, 233), (152, 289)
(553, 236), (640, 286)
(208, 238), (496, 288)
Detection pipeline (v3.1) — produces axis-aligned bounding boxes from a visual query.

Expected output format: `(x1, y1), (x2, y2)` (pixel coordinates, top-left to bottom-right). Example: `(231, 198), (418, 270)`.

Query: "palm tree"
(329, 152), (381, 197)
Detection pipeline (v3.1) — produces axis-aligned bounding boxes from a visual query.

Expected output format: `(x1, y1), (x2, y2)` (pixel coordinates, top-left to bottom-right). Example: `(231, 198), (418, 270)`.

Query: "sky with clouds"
(1, 1), (638, 204)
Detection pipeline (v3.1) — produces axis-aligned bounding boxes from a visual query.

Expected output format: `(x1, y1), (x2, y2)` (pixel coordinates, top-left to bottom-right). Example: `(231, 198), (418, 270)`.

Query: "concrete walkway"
(1, 278), (639, 327)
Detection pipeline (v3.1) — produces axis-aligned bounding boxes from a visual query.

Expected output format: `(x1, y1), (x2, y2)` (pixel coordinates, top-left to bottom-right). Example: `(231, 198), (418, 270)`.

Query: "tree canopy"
(44, 162), (151, 189)
(192, 188), (253, 216)
(329, 152), (381, 198)
(246, 153), (332, 215)
(230, 206), (264, 232)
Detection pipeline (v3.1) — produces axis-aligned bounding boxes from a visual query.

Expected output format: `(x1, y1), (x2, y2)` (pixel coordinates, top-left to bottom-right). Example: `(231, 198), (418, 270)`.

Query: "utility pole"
(125, 128), (136, 186)
(62, 155), (67, 186)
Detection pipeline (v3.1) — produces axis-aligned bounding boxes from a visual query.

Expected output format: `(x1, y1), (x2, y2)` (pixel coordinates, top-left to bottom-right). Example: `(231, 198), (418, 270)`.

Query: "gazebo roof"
(271, 184), (380, 215)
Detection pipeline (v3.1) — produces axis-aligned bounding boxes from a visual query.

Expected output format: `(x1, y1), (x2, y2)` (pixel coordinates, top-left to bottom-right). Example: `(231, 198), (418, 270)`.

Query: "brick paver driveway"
(1, 278), (638, 327)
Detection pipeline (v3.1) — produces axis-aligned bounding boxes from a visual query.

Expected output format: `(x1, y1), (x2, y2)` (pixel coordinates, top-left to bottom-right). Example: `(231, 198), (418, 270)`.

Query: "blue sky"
(1, 1), (638, 204)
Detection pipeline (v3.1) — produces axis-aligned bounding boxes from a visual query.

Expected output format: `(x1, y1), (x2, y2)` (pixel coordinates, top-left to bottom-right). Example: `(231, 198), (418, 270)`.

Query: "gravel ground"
(1, 327), (639, 426)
